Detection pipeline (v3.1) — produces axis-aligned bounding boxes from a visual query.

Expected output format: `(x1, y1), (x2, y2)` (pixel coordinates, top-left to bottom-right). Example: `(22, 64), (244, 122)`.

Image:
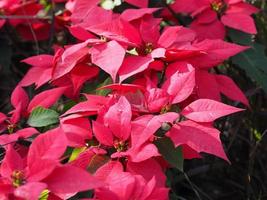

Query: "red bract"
(181, 99), (244, 122)
(0, 0), (71, 41)
(0, 127), (38, 146)
(0, 86), (29, 133)
(70, 0), (112, 27)
(60, 115), (93, 147)
(0, 129), (103, 199)
(52, 39), (102, 80)
(91, 96), (178, 162)
(196, 70), (249, 106)
(93, 159), (168, 200)
(20, 55), (54, 89)
(189, 0), (259, 40)
(167, 120), (229, 161)
(0, 1), (48, 41)
(121, 112), (179, 162)
(10, 86), (29, 124)
(0, 0), (258, 198)
(61, 94), (111, 117)
(124, 0), (149, 8)
(27, 87), (67, 113)
(187, 39), (248, 68)
(92, 96), (132, 147)
(91, 40), (126, 82)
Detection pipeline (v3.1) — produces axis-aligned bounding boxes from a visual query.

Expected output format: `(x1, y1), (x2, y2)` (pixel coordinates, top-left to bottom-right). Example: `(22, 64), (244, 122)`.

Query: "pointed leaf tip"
(181, 99), (244, 122)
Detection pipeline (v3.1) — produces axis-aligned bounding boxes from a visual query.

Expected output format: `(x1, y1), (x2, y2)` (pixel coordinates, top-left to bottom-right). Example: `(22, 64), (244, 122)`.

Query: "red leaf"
(11, 86), (29, 112)
(118, 56), (153, 83)
(104, 96), (132, 141)
(181, 99), (244, 122)
(16, 127), (38, 138)
(91, 40), (126, 82)
(70, 148), (107, 170)
(168, 0), (199, 13)
(44, 165), (103, 193)
(194, 9), (217, 24)
(0, 145), (24, 179)
(164, 49), (206, 62)
(118, 143), (159, 162)
(92, 121), (114, 146)
(88, 18), (142, 46)
(124, 0), (148, 7)
(70, 63), (99, 95)
(20, 66), (53, 89)
(215, 74), (249, 106)
(27, 128), (67, 166)
(52, 39), (101, 80)
(121, 8), (159, 22)
(70, 0), (99, 24)
(69, 26), (96, 41)
(71, 0), (112, 26)
(62, 95), (109, 116)
(0, 128), (38, 146)
(162, 67), (195, 104)
(61, 116), (93, 147)
(190, 19), (225, 40)
(195, 70), (221, 101)
(27, 159), (57, 182)
(10, 86), (29, 123)
(221, 13), (257, 34)
(190, 39), (248, 68)
(94, 161), (123, 181)
(167, 120), (229, 161)
(127, 159), (166, 187)
(21, 55), (53, 68)
(226, 2), (259, 15)
(14, 182), (47, 200)
(145, 88), (170, 113)
(158, 26), (196, 48)
(27, 87), (66, 112)
(131, 112), (179, 147)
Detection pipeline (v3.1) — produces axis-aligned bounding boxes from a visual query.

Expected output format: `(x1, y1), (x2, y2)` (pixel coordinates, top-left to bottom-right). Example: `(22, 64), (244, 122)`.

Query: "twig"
(227, 116), (244, 151)
(182, 172), (203, 200)
(48, 2), (56, 53)
(22, 0), (40, 55)
(249, 129), (267, 161)
(0, 15), (52, 20)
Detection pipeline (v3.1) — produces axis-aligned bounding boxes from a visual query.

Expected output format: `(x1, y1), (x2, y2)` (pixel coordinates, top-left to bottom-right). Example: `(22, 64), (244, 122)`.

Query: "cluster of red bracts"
(0, 0), (71, 40)
(0, 0), (259, 199)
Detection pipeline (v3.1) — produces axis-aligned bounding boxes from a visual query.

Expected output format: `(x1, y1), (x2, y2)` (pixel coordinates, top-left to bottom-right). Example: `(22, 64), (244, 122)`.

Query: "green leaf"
(228, 28), (253, 46)
(27, 106), (59, 127)
(166, 0), (175, 5)
(251, 128), (262, 142)
(62, 100), (77, 113)
(154, 137), (184, 171)
(228, 29), (267, 93)
(39, 189), (49, 200)
(69, 147), (87, 162)
(232, 43), (267, 93)
(96, 77), (112, 96)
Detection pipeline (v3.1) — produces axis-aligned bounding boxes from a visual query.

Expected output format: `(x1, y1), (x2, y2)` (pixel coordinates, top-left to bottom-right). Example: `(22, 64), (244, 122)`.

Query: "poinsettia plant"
(0, 0), (264, 199)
